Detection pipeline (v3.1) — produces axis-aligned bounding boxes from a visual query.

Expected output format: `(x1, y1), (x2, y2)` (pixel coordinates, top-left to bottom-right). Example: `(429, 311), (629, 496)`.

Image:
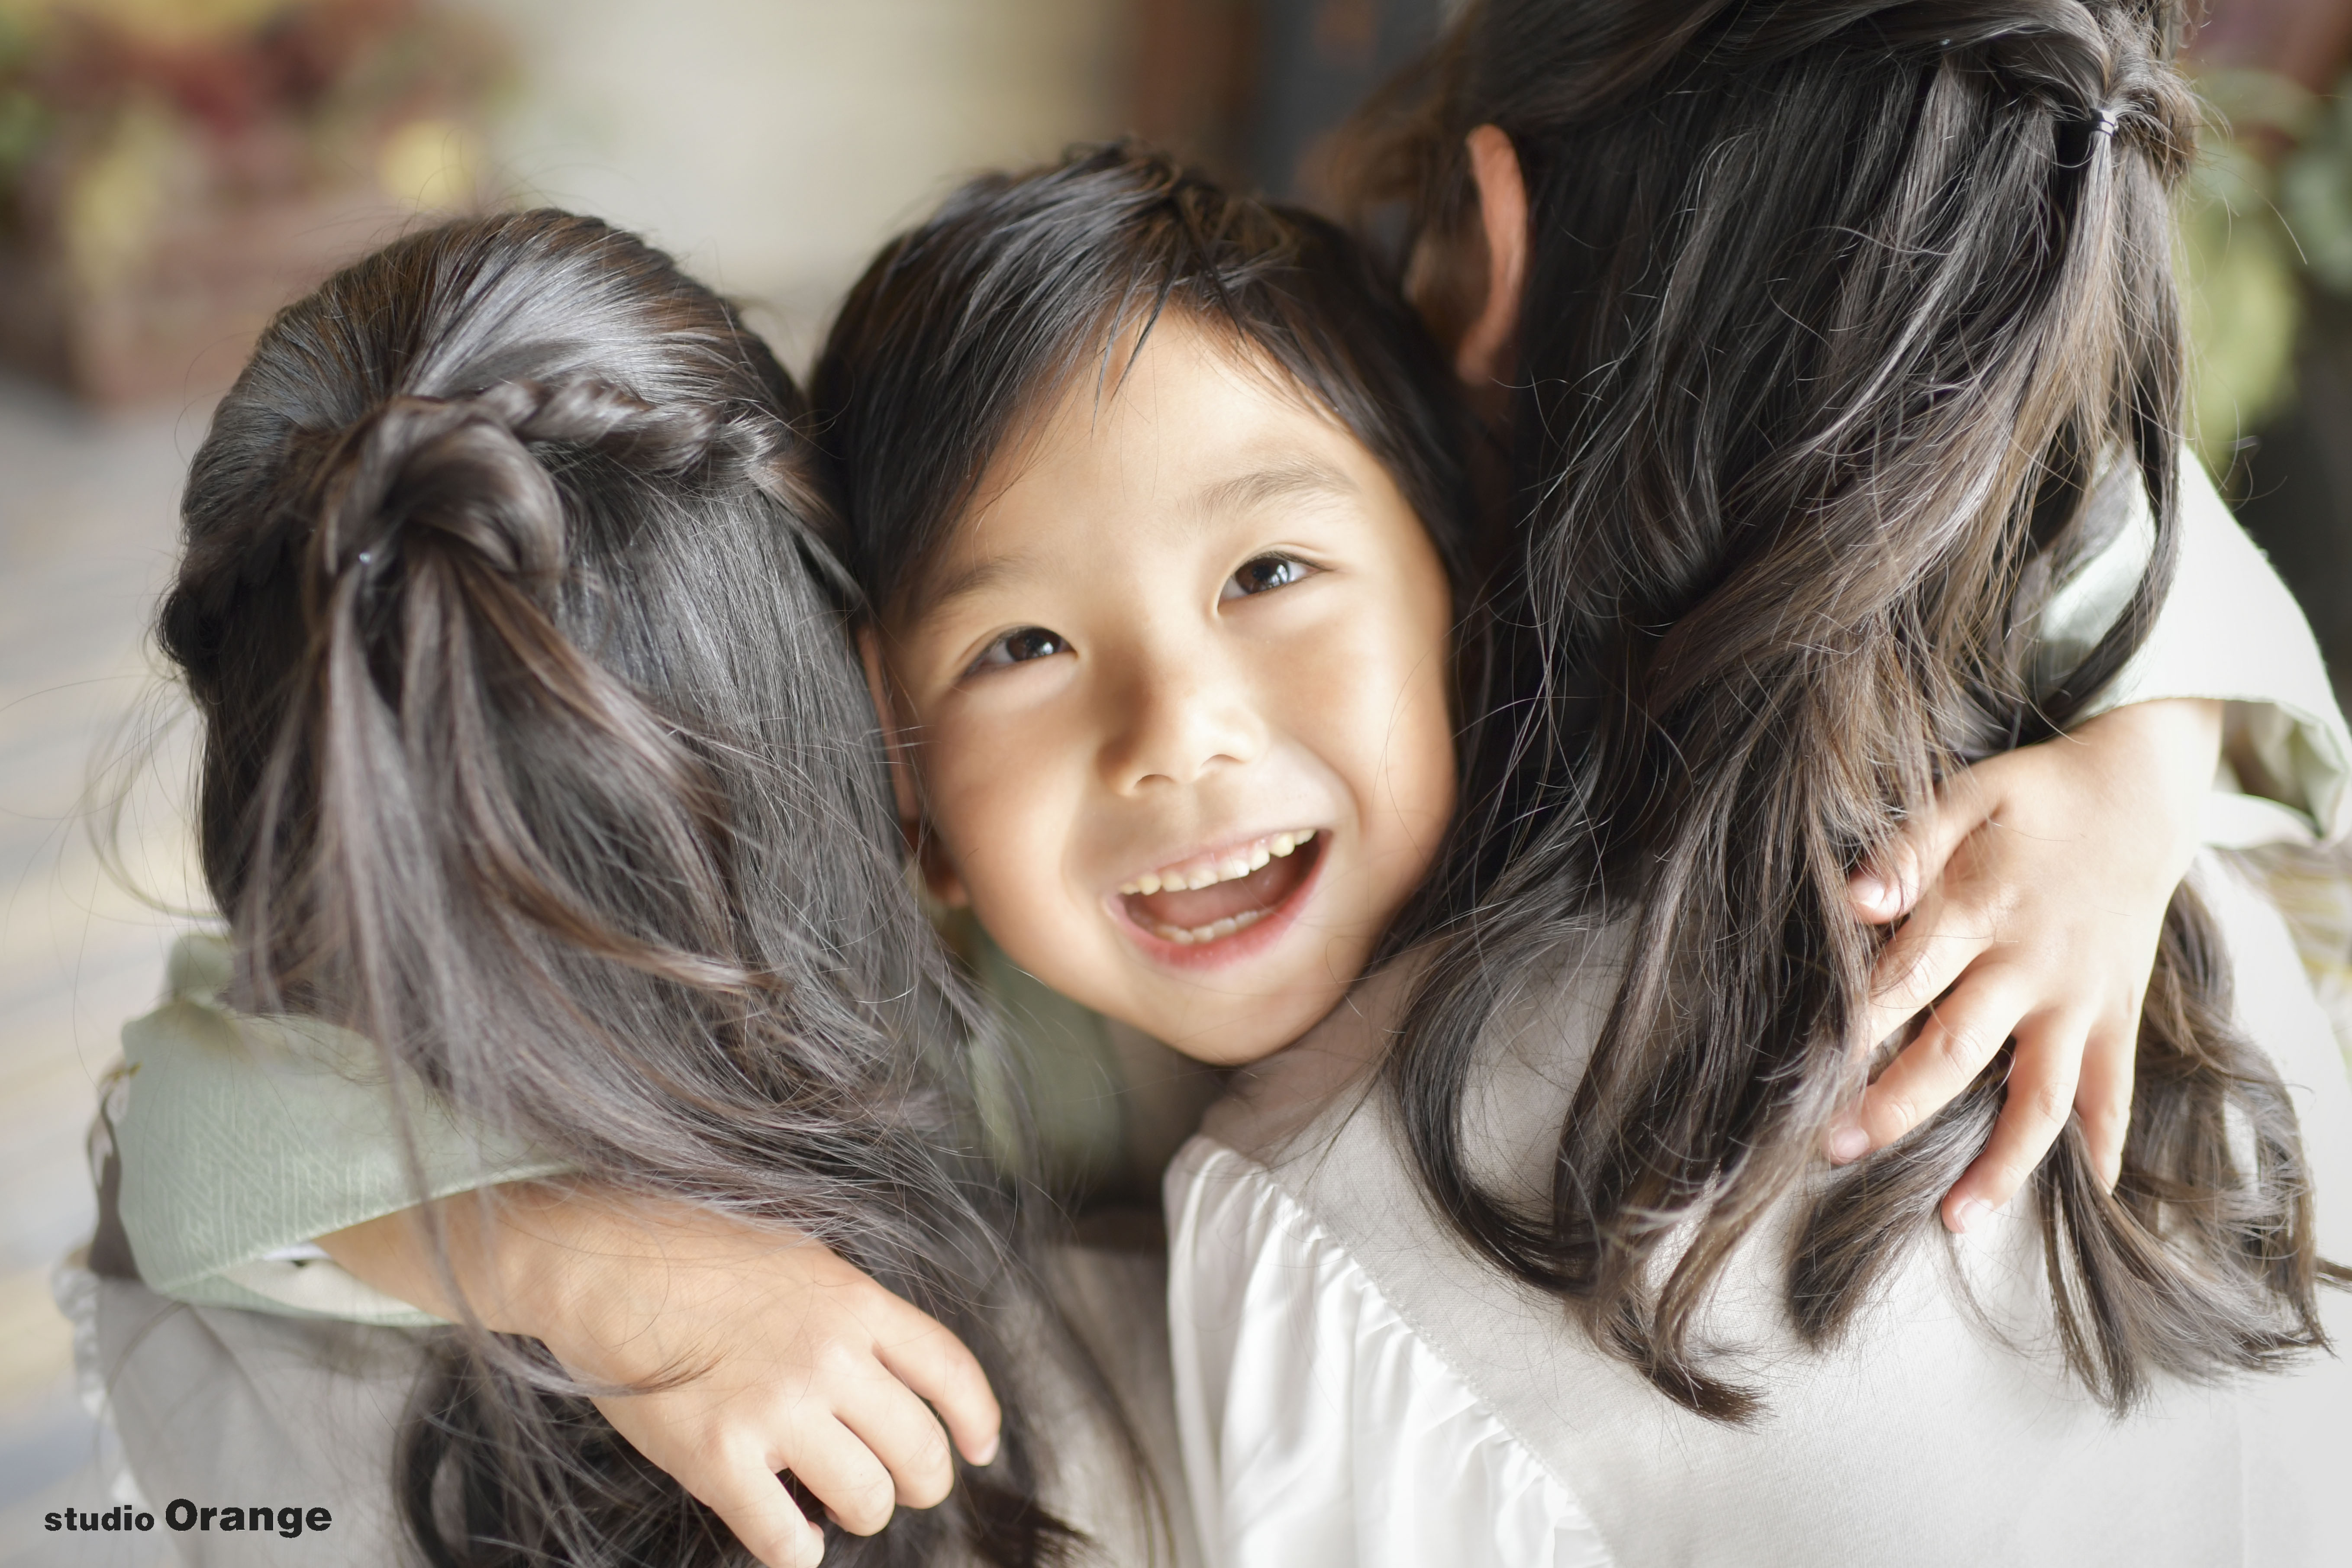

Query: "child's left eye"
(968, 625), (1070, 673)
(1222, 554), (1312, 600)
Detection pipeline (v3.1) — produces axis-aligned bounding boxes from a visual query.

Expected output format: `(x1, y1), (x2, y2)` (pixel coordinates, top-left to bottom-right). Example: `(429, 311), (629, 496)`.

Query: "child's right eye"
(969, 626), (1069, 672)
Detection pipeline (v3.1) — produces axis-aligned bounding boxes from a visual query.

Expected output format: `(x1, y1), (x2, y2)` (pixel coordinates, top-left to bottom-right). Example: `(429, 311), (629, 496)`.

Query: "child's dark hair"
(809, 140), (1479, 630)
(1342, 0), (2342, 1421)
(159, 210), (1078, 1566)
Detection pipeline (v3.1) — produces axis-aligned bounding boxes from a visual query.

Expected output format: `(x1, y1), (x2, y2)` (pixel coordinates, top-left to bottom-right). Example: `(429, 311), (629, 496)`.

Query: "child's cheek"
(924, 723), (1102, 989)
(1386, 638), (1459, 823)
(1342, 594), (1456, 918)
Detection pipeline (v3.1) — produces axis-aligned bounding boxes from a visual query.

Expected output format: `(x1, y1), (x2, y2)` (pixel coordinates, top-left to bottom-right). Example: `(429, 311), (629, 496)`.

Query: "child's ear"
(1456, 124), (1529, 389)
(856, 626), (971, 908)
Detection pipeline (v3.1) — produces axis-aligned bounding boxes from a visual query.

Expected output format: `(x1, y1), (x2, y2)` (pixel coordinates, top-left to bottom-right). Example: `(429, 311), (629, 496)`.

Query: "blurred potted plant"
(2179, 0), (2352, 463)
(2174, 3), (2352, 703)
(0, 0), (507, 405)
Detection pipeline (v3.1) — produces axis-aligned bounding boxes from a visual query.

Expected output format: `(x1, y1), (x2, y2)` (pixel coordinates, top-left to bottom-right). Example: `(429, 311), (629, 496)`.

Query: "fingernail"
(971, 1434), (1000, 1467)
(1948, 1197), (1993, 1234)
(1827, 1125), (1870, 1163)
(1850, 874), (1891, 913)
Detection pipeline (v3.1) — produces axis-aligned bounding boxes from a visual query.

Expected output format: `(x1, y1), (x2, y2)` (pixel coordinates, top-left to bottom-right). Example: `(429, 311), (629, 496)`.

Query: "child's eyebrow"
(924, 553), (1035, 611)
(1194, 459), (1358, 518)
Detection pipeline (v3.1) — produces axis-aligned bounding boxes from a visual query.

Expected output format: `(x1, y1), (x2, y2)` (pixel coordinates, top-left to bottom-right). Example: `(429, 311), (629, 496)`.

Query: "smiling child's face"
(872, 315), (1458, 1066)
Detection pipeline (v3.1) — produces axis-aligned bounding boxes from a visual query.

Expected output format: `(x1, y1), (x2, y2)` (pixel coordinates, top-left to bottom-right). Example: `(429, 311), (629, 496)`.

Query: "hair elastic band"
(2094, 106), (2121, 139)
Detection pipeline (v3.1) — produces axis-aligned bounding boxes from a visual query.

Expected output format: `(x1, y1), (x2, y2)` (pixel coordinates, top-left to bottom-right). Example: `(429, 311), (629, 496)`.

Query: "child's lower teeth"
(1152, 907), (1267, 945)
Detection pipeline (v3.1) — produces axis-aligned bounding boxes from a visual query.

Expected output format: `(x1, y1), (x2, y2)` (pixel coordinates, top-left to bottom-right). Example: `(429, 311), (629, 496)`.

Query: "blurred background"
(1, 0), (2349, 1533)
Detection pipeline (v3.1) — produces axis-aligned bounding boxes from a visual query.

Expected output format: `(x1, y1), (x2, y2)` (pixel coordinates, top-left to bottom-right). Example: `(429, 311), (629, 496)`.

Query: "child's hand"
(1828, 698), (2223, 1233)
(321, 1186), (999, 1568)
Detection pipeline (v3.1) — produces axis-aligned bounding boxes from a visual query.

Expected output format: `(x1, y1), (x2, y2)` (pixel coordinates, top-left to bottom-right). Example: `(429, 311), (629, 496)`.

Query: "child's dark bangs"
(1071, 164), (1478, 599)
(815, 142), (1473, 621)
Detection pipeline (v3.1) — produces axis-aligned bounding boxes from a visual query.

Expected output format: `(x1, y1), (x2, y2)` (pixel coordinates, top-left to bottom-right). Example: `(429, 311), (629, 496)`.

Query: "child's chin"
(1143, 982), (1345, 1068)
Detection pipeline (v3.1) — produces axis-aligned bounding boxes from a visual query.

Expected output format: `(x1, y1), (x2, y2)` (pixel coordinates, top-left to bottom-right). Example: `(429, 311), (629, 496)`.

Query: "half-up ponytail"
(1360, 0), (2339, 1422)
(161, 212), (1074, 1566)
(274, 378), (790, 1023)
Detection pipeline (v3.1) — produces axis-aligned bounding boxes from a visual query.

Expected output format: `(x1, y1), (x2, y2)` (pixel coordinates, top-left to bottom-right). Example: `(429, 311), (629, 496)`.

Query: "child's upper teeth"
(1117, 828), (1315, 897)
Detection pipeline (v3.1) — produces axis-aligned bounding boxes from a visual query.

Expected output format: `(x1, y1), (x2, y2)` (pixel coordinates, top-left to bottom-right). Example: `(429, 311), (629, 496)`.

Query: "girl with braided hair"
(87, 209), (1168, 1568)
(1167, 2), (2352, 1562)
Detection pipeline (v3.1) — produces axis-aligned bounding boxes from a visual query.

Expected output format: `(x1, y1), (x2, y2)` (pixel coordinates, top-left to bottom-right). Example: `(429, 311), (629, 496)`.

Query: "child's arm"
(320, 1188), (999, 1568)
(1832, 453), (2352, 1229)
(108, 942), (999, 1568)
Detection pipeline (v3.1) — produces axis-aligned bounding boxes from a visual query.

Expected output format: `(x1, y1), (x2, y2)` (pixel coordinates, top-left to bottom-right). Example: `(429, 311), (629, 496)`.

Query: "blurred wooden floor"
(0, 374), (206, 1510)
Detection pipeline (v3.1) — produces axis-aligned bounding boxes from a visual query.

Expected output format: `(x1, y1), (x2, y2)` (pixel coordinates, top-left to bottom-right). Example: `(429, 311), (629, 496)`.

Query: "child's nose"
(1098, 649), (1265, 791)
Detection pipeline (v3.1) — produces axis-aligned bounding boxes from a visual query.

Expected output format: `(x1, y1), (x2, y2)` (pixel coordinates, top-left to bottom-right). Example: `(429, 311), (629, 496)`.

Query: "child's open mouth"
(1116, 829), (1320, 946)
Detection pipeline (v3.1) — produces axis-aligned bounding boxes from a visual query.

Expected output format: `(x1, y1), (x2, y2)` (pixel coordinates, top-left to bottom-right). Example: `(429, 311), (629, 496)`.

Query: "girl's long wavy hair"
(158, 210), (1079, 1565)
(1342, 0), (2342, 1421)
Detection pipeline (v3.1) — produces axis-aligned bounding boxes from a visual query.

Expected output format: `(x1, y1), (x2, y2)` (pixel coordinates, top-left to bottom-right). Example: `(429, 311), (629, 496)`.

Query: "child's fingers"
(1942, 1010), (2087, 1233)
(872, 1312), (1001, 1467)
(1849, 770), (1996, 924)
(1838, 977), (2029, 1164)
(773, 1414), (902, 1537)
(2071, 1016), (2138, 1193)
(831, 1359), (960, 1508)
(1858, 896), (1993, 1054)
(690, 1453), (826, 1568)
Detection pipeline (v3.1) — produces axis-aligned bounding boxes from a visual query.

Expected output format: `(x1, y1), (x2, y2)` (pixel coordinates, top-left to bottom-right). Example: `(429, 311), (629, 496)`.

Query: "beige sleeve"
(2025, 452), (2351, 845)
(113, 933), (573, 1324)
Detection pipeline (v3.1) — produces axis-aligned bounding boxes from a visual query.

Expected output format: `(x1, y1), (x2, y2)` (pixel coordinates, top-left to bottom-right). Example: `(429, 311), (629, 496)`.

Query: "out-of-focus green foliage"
(2182, 66), (2352, 467)
(2281, 81), (2352, 296)
(2182, 69), (2310, 464)
(0, 90), (43, 180)
(2184, 133), (2302, 459)
(0, 10), (42, 184)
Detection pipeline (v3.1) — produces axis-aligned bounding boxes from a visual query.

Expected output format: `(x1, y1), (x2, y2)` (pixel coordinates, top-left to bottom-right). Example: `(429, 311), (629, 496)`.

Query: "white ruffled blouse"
(1168, 1135), (1613, 1567)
